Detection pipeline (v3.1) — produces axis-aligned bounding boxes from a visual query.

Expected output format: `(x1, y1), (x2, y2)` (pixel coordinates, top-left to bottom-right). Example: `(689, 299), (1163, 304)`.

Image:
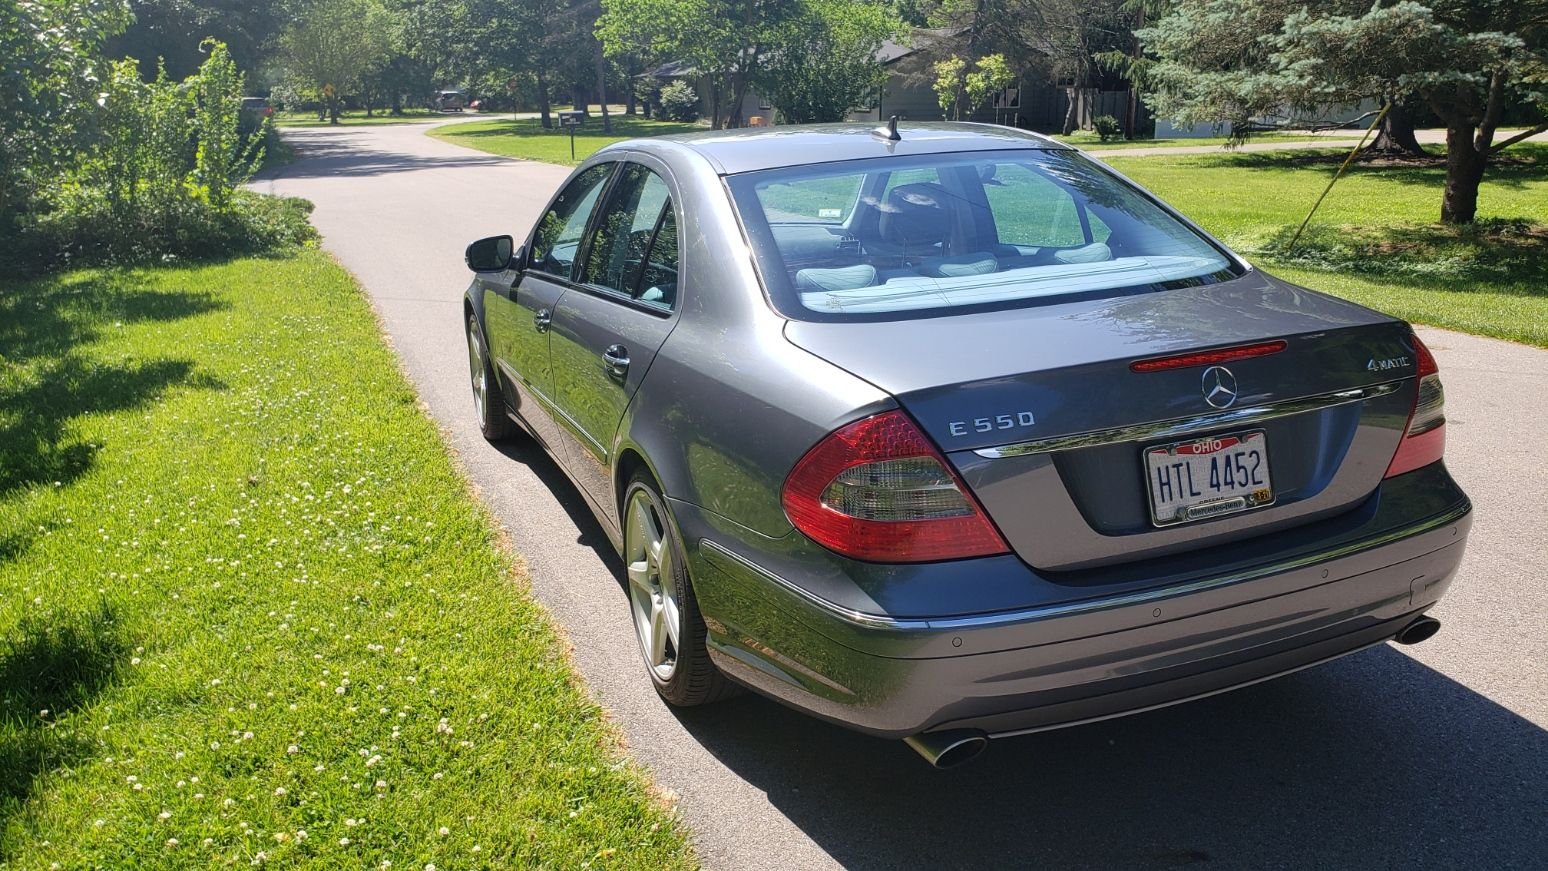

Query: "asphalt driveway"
(259, 123), (1548, 870)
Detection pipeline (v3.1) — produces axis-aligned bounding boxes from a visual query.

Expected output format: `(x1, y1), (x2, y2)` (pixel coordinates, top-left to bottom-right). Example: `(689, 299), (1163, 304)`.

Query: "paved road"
(260, 124), (1548, 870)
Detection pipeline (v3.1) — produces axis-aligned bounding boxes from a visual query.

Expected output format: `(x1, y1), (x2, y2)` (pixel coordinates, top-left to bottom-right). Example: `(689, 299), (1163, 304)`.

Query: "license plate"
(1145, 430), (1274, 527)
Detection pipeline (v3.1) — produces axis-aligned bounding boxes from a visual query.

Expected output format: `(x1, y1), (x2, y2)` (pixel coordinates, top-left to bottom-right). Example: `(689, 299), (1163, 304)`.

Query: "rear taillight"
(781, 410), (1009, 563)
(1385, 335), (1445, 478)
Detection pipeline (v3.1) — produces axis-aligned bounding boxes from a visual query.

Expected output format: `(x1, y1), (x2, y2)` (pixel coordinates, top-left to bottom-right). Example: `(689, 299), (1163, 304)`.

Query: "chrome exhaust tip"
(904, 729), (989, 769)
(1395, 615), (1441, 646)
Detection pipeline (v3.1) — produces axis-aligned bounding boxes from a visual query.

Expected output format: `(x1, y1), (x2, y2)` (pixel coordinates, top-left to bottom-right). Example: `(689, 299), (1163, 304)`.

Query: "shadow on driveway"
(670, 649), (1547, 869)
(268, 132), (511, 180)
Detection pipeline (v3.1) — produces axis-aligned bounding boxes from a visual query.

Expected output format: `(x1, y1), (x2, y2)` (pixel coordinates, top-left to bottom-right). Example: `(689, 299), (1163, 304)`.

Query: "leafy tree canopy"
(1140, 0), (1548, 222)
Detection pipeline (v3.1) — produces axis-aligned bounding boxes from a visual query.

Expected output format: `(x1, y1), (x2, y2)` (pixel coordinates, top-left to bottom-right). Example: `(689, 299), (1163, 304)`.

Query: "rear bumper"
(686, 496), (1470, 739)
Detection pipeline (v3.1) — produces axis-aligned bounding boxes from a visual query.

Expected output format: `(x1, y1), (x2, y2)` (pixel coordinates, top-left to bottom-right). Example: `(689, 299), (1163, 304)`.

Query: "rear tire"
(622, 472), (734, 706)
(466, 313), (514, 442)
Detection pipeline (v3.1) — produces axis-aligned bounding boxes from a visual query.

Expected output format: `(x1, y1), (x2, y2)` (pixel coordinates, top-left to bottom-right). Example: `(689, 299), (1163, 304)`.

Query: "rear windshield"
(727, 149), (1240, 321)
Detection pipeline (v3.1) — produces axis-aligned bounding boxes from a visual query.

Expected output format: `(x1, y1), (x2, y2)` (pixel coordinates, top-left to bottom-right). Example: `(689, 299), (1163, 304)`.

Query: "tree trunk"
(390, 91), (403, 116)
(595, 42), (612, 134)
(1365, 101), (1425, 156)
(537, 72), (552, 129)
(1440, 125), (1486, 224)
(710, 79), (722, 130)
(1061, 87), (1078, 135)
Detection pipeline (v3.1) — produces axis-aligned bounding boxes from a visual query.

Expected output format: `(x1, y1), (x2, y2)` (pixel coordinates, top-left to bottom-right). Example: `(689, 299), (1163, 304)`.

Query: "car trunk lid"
(782, 272), (1421, 571)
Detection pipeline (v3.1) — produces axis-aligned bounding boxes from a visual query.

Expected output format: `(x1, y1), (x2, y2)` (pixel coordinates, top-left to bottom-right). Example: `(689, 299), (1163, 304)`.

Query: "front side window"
(728, 149), (1237, 321)
(530, 163), (612, 279)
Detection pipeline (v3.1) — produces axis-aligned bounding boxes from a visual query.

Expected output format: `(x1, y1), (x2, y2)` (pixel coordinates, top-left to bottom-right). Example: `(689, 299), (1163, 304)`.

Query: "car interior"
(747, 157), (1229, 314)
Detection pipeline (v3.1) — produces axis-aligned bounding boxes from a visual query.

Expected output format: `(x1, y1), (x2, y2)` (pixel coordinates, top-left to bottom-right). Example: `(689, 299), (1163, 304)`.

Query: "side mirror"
(465, 235), (518, 272)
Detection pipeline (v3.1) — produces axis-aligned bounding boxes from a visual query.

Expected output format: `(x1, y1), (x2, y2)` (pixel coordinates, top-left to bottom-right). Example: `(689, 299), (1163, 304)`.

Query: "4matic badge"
(1367, 356), (1412, 373)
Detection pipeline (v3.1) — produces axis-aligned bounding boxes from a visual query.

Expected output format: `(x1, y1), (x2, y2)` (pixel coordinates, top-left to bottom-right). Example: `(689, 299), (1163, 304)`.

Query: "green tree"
(106, 0), (285, 78)
(599, 0), (807, 128)
(276, 0), (393, 124)
(934, 52), (1013, 120)
(763, 0), (904, 123)
(1, 0), (131, 234)
(1140, 0), (1548, 223)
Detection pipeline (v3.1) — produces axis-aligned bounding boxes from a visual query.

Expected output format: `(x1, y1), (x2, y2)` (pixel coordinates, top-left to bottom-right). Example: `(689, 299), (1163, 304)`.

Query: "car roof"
(615, 122), (1070, 175)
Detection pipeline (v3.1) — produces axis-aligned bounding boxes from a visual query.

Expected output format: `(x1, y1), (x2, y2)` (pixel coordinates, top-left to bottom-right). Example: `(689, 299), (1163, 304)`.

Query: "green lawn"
(429, 116), (704, 166)
(1054, 130), (1340, 151)
(0, 249), (693, 868)
(274, 110), (451, 128)
(1109, 146), (1548, 347)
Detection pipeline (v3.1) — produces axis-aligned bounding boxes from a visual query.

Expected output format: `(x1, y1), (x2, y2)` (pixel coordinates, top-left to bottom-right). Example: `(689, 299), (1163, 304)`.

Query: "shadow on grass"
(1256, 218), (1548, 291)
(0, 604), (127, 853)
(0, 272), (229, 503)
(1186, 143), (1548, 191)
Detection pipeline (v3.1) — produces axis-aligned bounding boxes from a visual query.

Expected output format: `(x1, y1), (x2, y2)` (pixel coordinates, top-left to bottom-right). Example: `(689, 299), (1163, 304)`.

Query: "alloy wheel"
(625, 487), (680, 681)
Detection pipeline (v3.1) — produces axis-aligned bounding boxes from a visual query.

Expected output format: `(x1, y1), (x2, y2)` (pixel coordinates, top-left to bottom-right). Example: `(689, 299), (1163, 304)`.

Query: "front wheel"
(623, 473), (733, 706)
(466, 314), (513, 442)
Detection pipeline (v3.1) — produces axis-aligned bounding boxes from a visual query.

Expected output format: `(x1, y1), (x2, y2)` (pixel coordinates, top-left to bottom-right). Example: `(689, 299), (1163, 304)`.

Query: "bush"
(0, 39), (306, 275)
(658, 81), (701, 122)
(1092, 115), (1122, 142)
(23, 189), (315, 272)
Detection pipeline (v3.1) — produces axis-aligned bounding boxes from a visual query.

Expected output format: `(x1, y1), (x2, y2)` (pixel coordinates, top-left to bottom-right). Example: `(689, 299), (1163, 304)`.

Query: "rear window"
(727, 149), (1239, 321)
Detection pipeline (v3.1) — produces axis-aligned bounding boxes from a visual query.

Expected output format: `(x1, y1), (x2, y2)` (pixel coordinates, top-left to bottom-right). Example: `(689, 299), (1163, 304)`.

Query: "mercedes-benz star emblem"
(1201, 366), (1238, 409)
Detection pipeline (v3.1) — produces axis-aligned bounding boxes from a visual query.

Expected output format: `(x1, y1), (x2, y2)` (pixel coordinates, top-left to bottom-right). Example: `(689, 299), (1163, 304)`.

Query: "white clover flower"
(338, 837), (351, 846)
(273, 787), (287, 796)
(287, 745), (300, 755)
(158, 810), (171, 820)
(166, 838), (179, 847)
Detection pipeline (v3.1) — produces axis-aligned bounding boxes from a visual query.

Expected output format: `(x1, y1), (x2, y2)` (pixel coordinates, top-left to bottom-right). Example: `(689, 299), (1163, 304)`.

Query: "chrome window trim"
(700, 497), (1469, 633)
(973, 380), (1406, 459)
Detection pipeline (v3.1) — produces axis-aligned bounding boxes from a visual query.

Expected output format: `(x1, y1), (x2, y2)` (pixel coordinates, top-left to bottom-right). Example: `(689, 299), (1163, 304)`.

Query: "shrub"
(1092, 114), (1122, 142)
(1, 39), (299, 275)
(26, 189), (315, 272)
(658, 81), (701, 122)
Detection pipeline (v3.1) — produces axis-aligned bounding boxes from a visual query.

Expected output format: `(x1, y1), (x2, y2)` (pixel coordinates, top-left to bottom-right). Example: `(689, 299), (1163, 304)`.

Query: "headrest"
(1053, 243), (1113, 264)
(794, 264), (878, 292)
(921, 252), (998, 278)
(879, 183), (953, 249)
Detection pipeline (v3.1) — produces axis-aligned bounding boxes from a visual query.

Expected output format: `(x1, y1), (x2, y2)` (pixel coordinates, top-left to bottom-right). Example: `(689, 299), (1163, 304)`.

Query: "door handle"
(533, 308), (551, 333)
(602, 344), (630, 381)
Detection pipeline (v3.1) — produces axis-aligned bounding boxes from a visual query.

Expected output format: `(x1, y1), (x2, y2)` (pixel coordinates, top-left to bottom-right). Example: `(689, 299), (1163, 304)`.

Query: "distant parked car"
(238, 96), (272, 134)
(460, 122), (1471, 769)
(434, 90), (465, 112)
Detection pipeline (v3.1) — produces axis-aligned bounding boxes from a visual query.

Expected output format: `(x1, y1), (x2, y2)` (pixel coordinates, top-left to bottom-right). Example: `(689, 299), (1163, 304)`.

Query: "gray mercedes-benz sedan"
(461, 122), (1470, 767)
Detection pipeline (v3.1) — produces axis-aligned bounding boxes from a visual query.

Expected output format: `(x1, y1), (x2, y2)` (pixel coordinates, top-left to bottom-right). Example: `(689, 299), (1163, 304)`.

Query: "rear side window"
(728, 149), (1237, 321)
(530, 163), (612, 280)
(579, 163), (678, 311)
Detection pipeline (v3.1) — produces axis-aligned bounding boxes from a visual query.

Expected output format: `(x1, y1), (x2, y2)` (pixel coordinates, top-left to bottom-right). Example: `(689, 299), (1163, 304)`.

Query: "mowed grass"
(1108, 145), (1548, 347)
(0, 249), (693, 868)
(430, 116), (703, 166)
(1054, 130), (1340, 151)
(273, 109), (451, 128)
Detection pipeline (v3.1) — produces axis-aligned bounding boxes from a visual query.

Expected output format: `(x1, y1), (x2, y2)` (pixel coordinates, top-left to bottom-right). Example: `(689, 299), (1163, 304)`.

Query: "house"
(644, 27), (1154, 135)
(847, 29), (1153, 136)
(641, 60), (779, 127)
